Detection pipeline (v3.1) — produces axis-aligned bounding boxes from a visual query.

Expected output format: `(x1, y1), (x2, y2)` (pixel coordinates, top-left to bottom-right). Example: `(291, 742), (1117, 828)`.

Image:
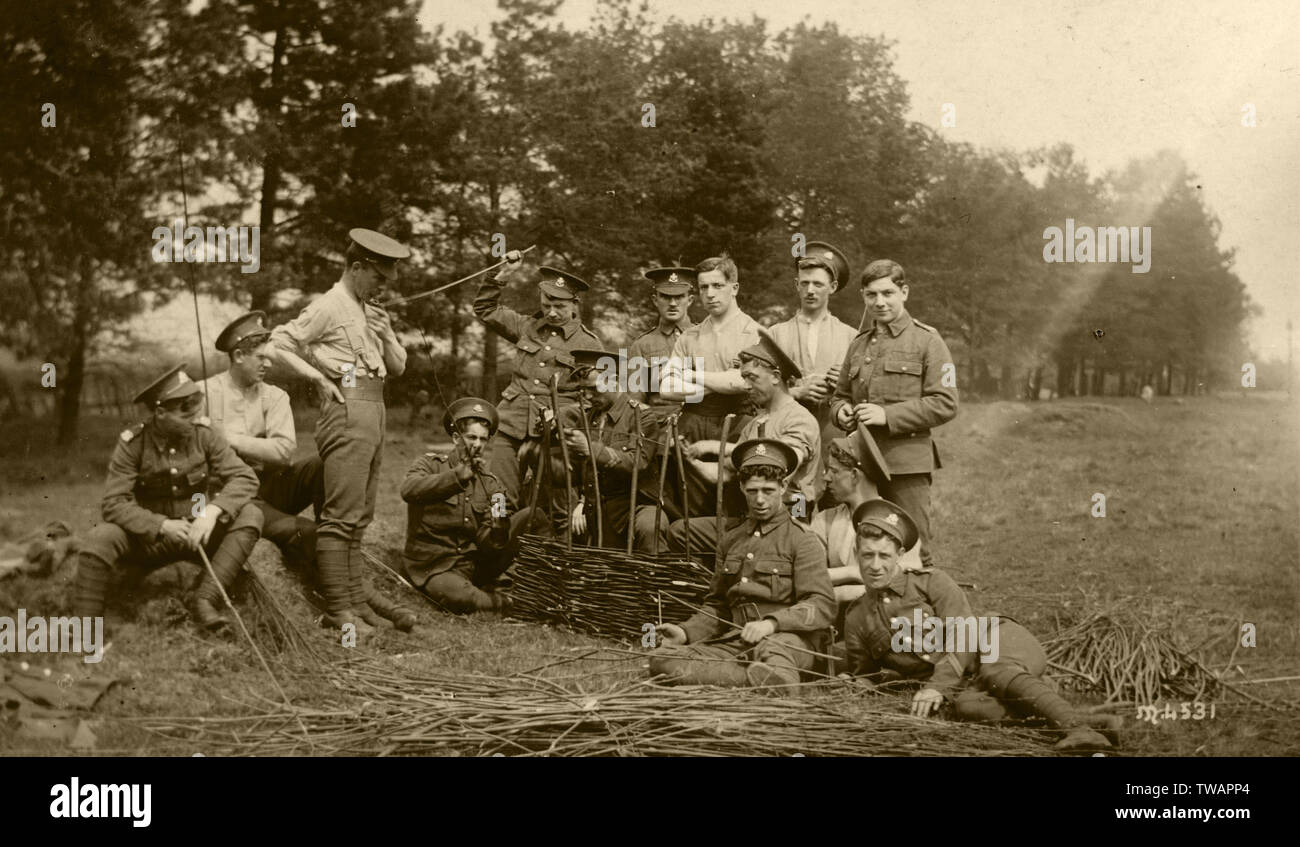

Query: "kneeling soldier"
(400, 397), (525, 614)
(843, 499), (1120, 751)
(72, 365), (264, 633)
(649, 438), (835, 692)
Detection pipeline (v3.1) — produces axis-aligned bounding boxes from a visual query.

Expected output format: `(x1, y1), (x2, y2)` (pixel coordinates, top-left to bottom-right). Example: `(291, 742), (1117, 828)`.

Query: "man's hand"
(740, 619), (776, 644)
(318, 376), (345, 403)
(187, 505), (223, 549)
(798, 380), (830, 403)
(160, 519), (191, 546)
(570, 502), (587, 536)
(564, 429), (591, 459)
(911, 687), (943, 718)
(835, 405), (855, 430)
(657, 623), (687, 647)
(853, 402), (887, 426)
(365, 306), (395, 342)
(505, 249), (522, 265)
(825, 364), (841, 387)
(454, 461), (476, 485)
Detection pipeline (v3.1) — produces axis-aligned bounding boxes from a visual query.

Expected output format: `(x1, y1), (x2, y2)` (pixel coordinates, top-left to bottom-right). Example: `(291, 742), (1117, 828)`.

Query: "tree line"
(0, 0), (1253, 443)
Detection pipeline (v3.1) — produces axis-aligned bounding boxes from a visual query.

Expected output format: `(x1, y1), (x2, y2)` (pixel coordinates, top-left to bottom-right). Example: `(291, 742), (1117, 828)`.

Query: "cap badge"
(822, 251), (833, 261)
(886, 513), (899, 525)
(667, 272), (679, 282)
(176, 371), (191, 385)
(473, 404), (484, 413)
(755, 444), (767, 456)
(554, 278), (565, 288)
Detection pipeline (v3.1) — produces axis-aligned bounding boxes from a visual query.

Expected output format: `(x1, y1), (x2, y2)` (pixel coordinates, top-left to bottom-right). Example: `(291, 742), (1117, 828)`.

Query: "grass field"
(1, 392), (1297, 756)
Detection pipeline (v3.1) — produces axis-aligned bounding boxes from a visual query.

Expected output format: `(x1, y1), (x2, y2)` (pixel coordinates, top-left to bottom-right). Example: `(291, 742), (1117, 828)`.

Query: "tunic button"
(170, 468), (178, 475)
(169, 448), (176, 454)
(883, 597), (891, 604)
(922, 654), (931, 660)
(903, 636), (912, 644)
(172, 486), (180, 493)
(545, 346), (551, 351)
(740, 577), (748, 583)
(745, 553), (754, 560)
(533, 379), (540, 385)
(864, 358), (871, 364)
(753, 531), (761, 538)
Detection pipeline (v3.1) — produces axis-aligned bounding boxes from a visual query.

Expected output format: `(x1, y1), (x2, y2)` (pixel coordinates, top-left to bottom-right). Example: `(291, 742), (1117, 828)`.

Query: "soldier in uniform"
(473, 250), (604, 511)
(625, 267), (696, 421)
(557, 348), (671, 553)
(672, 330), (821, 557)
(266, 228), (409, 635)
(649, 438), (835, 692)
(71, 365), (264, 633)
(205, 311), (415, 631)
(813, 430), (922, 612)
(843, 499), (1121, 751)
(659, 254), (762, 520)
(829, 259), (957, 566)
(399, 397), (524, 614)
(766, 241), (858, 436)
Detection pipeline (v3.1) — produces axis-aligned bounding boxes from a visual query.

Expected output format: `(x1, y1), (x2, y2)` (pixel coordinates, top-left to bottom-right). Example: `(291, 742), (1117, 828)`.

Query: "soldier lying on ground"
(842, 499), (1122, 751)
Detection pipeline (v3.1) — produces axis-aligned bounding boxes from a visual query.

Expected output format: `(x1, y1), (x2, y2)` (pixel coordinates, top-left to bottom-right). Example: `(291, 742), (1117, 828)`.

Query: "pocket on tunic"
(752, 558), (793, 601)
(881, 360), (923, 402)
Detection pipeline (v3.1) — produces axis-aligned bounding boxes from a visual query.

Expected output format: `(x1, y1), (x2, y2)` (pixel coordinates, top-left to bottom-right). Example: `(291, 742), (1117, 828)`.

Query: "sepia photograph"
(0, 0), (1296, 797)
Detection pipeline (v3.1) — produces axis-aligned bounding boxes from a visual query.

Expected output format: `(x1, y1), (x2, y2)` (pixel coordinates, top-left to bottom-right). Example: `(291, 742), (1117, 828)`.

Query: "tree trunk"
(481, 179), (502, 399)
(57, 255), (94, 445)
(250, 9), (288, 313)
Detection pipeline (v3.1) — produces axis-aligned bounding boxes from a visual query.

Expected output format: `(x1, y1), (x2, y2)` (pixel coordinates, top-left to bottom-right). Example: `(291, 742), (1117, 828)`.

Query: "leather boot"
(73, 553), (111, 619)
(1000, 673), (1111, 751)
(192, 526), (255, 631)
(746, 661), (800, 694)
(490, 589), (514, 616)
(346, 540), (382, 625)
(316, 535), (368, 633)
(366, 586), (418, 632)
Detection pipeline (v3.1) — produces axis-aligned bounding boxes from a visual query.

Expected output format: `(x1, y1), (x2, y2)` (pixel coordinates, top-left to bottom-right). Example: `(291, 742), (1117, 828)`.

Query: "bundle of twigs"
(134, 655), (1050, 757)
(511, 534), (713, 642)
(1044, 610), (1230, 705)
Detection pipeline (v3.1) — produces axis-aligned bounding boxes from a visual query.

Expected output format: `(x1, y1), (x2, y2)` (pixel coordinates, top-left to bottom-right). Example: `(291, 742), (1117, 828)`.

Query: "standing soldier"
(266, 228), (410, 636)
(767, 241), (858, 480)
(473, 250), (603, 509)
(625, 267), (696, 421)
(659, 254), (763, 518)
(649, 438), (835, 692)
(399, 398), (523, 614)
(71, 365), (263, 633)
(204, 311), (415, 631)
(829, 260), (957, 566)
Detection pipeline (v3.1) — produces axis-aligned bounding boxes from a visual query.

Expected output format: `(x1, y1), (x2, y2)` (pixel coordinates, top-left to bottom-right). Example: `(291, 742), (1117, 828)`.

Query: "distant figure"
(1140, 384), (1154, 404)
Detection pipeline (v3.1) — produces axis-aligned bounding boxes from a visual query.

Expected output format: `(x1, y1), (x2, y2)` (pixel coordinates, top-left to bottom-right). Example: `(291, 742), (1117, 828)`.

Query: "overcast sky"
(417, 0), (1300, 361)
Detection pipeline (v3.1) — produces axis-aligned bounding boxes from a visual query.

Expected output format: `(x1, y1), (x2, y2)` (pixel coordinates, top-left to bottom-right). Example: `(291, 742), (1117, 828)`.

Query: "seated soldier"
(72, 365), (264, 634)
(649, 438), (835, 693)
(813, 429), (921, 612)
(400, 397), (529, 614)
(843, 499), (1121, 751)
(558, 347), (670, 553)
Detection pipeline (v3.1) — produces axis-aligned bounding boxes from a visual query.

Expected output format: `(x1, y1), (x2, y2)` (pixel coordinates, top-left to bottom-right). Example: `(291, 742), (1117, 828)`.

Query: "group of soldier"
(68, 228), (1120, 750)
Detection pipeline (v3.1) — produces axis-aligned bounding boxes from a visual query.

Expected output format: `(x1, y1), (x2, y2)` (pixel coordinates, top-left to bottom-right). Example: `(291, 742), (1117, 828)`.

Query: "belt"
(334, 373), (385, 401)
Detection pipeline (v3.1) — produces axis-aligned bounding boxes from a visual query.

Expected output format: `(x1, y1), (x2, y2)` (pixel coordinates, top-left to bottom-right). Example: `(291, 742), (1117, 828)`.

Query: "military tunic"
(400, 449), (516, 613)
(650, 511), (835, 688)
(828, 309), (957, 564)
(625, 320), (693, 420)
(473, 273), (603, 442)
(843, 566), (1055, 720)
(561, 395), (673, 551)
(78, 418), (263, 592)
